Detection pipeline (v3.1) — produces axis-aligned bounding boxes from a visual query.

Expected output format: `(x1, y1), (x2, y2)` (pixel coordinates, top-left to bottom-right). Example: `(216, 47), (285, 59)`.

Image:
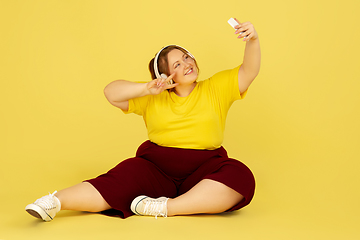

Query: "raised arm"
(104, 73), (177, 111)
(233, 19), (261, 94)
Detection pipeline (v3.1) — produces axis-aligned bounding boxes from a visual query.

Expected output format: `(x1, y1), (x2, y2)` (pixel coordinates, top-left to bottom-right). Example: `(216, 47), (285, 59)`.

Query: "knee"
(227, 159), (255, 184)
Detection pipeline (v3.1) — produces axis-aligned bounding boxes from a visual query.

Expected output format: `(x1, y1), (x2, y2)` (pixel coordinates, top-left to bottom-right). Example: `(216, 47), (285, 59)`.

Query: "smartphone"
(228, 18), (238, 29)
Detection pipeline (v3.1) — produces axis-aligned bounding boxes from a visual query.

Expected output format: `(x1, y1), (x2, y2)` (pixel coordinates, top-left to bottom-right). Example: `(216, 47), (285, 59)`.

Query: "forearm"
(104, 80), (149, 103)
(242, 38), (261, 78)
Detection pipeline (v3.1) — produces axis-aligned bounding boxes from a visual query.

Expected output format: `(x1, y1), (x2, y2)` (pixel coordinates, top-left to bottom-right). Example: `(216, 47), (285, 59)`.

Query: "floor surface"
(1, 181), (358, 240)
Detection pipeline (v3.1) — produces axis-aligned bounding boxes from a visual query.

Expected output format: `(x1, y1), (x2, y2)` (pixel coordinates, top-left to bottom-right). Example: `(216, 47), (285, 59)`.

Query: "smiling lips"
(185, 68), (193, 75)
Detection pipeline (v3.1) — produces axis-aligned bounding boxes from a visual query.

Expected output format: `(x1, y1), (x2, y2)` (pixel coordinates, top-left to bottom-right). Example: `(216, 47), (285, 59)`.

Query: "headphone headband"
(153, 45), (194, 79)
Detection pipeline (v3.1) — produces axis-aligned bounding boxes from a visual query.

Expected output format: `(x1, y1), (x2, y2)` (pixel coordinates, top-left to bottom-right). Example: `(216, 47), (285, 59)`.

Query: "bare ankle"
(166, 198), (175, 217)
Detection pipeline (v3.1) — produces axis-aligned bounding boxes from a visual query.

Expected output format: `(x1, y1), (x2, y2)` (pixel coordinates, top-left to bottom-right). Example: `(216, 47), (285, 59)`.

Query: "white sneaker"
(25, 191), (61, 221)
(131, 195), (168, 219)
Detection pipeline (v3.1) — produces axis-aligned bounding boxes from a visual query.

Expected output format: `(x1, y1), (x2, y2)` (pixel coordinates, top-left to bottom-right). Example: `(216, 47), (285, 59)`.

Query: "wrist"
(143, 82), (152, 96)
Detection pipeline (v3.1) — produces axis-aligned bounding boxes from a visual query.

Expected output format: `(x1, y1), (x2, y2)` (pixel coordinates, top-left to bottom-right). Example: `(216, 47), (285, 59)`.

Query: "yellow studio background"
(1, 0), (359, 239)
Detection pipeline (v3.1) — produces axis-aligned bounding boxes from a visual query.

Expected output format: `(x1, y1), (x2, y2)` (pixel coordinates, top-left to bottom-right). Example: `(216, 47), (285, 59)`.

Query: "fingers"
(152, 80), (177, 92)
(156, 72), (175, 86)
(165, 82), (179, 90)
(243, 32), (255, 42)
(234, 21), (256, 41)
(151, 72), (176, 91)
(234, 22), (251, 35)
(238, 29), (251, 41)
(234, 18), (241, 28)
(156, 77), (165, 86)
(155, 78), (167, 88)
(166, 72), (176, 84)
(159, 72), (177, 89)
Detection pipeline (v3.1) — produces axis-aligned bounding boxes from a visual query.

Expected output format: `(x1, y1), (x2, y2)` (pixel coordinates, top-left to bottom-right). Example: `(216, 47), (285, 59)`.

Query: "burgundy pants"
(86, 140), (255, 218)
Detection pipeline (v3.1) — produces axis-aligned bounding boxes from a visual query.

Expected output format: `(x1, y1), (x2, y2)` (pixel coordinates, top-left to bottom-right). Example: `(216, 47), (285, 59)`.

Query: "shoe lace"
(34, 191), (58, 210)
(143, 198), (168, 219)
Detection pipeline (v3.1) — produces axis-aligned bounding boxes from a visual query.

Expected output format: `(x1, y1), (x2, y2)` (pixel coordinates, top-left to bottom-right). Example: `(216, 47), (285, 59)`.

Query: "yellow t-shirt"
(124, 65), (247, 150)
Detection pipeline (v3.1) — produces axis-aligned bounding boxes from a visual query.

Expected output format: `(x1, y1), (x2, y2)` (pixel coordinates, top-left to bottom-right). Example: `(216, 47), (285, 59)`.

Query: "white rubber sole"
(130, 195), (148, 215)
(25, 204), (53, 221)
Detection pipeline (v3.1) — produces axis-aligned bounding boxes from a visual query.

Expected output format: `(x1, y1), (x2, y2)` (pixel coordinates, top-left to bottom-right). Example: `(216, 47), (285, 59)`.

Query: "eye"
(175, 63), (180, 68)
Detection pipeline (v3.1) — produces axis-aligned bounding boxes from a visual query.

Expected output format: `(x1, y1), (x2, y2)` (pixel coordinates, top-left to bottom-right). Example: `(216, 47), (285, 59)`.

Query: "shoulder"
(212, 65), (241, 80)
(200, 65), (241, 87)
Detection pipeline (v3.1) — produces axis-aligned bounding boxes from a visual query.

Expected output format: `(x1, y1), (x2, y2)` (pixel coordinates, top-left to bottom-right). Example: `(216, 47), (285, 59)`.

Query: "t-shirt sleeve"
(209, 65), (247, 104)
(122, 95), (150, 116)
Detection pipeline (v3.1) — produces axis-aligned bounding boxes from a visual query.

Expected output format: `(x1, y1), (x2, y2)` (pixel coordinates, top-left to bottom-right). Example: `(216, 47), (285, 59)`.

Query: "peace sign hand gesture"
(146, 73), (178, 95)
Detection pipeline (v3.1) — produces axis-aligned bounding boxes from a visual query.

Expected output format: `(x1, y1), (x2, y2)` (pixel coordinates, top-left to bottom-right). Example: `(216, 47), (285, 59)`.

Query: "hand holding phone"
(228, 18), (258, 41)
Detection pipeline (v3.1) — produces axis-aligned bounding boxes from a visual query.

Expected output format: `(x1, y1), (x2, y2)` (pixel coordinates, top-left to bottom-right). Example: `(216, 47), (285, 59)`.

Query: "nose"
(183, 60), (191, 68)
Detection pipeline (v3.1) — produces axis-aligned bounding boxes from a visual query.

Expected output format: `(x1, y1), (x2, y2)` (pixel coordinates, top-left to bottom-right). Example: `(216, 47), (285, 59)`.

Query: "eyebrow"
(172, 53), (187, 68)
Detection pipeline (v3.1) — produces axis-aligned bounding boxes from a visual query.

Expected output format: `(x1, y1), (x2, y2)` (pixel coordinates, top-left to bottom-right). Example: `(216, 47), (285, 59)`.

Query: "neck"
(174, 82), (197, 97)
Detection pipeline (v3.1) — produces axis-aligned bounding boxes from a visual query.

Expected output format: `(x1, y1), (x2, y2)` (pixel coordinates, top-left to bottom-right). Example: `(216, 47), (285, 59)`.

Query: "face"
(167, 49), (198, 84)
